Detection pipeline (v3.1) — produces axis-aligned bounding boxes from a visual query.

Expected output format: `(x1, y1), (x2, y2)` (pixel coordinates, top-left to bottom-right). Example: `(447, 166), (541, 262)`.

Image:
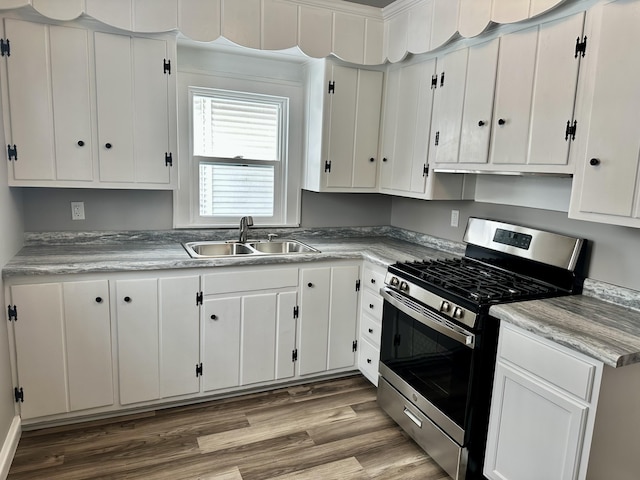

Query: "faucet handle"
(246, 216), (254, 226)
(268, 233), (278, 242)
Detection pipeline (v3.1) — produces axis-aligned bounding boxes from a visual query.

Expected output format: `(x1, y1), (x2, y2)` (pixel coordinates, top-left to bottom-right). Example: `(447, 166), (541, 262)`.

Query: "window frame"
(190, 87), (289, 223)
(174, 67), (302, 229)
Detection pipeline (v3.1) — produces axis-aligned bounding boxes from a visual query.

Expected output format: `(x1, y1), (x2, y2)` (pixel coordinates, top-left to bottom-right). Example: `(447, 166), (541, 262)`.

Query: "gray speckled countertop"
(490, 279), (640, 368)
(2, 226), (463, 277)
(6, 226), (640, 369)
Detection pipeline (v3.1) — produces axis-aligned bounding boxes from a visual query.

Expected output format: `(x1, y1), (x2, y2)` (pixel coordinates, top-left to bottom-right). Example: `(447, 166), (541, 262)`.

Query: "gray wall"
(0, 107), (24, 453)
(21, 189), (392, 231)
(391, 197), (640, 291)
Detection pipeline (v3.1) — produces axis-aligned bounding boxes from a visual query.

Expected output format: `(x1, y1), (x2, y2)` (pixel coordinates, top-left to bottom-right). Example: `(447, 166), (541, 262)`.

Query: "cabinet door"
(116, 278), (160, 405)
(95, 32), (135, 183)
(459, 38), (499, 165)
(485, 361), (588, 480)
(159, 276), (200, 398)
(3, 19), (56, 181)
(527, 12), (584, 166)
(490, 26), (537, 165)
(63, 280), (113, 412)
(327, 265), (359, 370)
(132, 36), (171, 184)
(10, 284), (67, 419)
(276, 291), (297, 380)
(353, 69), (383, 188)
(429, 48), (469, 165)
(241, 293), (277, 385)
(202, 297), (241, 391)
(572, 0), (640, 219)
(50, 25), (93, 181)
(379, 67), (400, 190)
(298, 268), (331, 376)
(325, 65), (358, 188)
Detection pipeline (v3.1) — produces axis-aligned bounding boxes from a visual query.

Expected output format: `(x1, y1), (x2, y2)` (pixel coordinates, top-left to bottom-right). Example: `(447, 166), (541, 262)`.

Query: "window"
(191, 89), (287, 222)
(174, 53), (303, 229)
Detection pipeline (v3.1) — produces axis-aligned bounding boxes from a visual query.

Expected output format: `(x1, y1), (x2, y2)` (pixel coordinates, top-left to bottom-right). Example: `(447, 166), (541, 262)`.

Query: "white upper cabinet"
(1, 18), (177, 189)
(380, 59), (468, 200)
(305, 60), (383, 193)
(569, 0), (640, 227)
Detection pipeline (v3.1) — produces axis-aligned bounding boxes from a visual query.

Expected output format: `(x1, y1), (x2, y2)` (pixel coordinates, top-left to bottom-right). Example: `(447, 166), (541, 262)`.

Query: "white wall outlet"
(71, 201), (85, 221)
(450, 209), (459, 228)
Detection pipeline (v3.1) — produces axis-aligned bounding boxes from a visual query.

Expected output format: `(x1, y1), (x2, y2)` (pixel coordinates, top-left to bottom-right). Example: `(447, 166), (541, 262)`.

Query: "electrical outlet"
(71, 201), (85, 221)
(450, 209), (459, 228)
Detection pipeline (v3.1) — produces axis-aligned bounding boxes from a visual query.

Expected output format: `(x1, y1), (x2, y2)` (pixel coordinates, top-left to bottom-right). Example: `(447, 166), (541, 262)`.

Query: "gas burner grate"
(392, 258), (558, 304)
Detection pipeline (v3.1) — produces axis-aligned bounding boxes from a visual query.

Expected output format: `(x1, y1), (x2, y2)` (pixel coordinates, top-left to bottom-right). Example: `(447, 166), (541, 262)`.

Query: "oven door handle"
(381, 288), (475, 348)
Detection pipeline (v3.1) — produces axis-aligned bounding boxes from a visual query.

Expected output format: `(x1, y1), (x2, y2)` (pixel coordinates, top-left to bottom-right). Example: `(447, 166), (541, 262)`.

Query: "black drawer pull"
(307, 282), (314, 288)
(124, 296), (131, 303)
(77, 140), (85, 147)
(590, 158), (600, 166)
(95, 297), (103, 303)
(105, 142), (112, 149)
(211, 314), (218, 320)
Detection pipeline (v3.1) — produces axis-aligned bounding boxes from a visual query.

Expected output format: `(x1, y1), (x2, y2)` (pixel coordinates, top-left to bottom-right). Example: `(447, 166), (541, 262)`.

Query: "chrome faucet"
(239, 216), (254, 243)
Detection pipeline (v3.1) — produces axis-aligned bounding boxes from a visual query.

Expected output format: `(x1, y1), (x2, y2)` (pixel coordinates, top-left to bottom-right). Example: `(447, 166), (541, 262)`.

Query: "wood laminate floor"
(8, 375), (451, 480)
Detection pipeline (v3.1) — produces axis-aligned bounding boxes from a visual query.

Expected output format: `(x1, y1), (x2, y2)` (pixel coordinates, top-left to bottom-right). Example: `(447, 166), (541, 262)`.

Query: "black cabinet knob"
(498, 118), (506, 126)
(382, 157), (388, 162)
(478, 120), (485, 127)
(124, 296), (131, 303)
(370, 278), (376, 284)
(95, 297), (103, 303)
(367, 358), (372, 364)
(105, 143), (112, 149)
(307, 282), (314, 288)
(369, 303), (374, 309)
(589, 158), (600, 166)
(211, 314), (218, 320)
(77, 140), (85, 147)
(368, 328), (374, 333)
(369, 157), (375, 162)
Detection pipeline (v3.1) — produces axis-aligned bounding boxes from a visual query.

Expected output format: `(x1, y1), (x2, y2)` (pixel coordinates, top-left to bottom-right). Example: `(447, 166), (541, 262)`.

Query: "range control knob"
(453, 307), (465, 320)
(399, 281), (409, 293)
(440, 301), (451, 313)
(390, 276), (400, 287)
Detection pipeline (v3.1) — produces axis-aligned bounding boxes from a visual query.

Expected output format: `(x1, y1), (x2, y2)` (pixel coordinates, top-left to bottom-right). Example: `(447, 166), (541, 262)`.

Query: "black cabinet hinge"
(565, 120), (577, 141)
(1, 38), (10, 57)
(7, 305), (17, 322)
(196, 291), (203, 306)
(440, 71), (445, 88)
(423, 164), (429, 177)
(165, 152), (173, 167)
(352, 340), (358, 352)
(434, 131), (440, 146)
(431, 74), (437, 89)
(293, 305), (299, 319)
(324, 160), (331, 173)
(328, 80), (335, 94)
(574, 36), (587, 58)
(163, 58), (171, 74)
(292, 348), (298, 362)
(7, 144), (17, 161)
(355, 279), (361, 292)
(14, 387), (23, 403)
(195, 363), (203, 377)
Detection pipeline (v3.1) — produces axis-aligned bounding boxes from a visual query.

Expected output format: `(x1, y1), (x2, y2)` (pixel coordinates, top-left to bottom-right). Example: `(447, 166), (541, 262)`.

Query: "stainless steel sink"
(248, 240), (319, 254)
(183, 239), (319, 258)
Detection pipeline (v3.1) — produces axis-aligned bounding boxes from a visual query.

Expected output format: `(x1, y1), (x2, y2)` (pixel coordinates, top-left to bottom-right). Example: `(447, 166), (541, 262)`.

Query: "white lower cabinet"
(357, 262), (385, 386)
(5, 261), (366, 425)
(298, 263), (360, 376)
(8, 280), (113, 420)
(485, 323), (601, 480)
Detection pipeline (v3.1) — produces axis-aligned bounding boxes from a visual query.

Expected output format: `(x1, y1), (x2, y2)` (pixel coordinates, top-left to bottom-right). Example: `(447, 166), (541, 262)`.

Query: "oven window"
(380, 301), (473, 428)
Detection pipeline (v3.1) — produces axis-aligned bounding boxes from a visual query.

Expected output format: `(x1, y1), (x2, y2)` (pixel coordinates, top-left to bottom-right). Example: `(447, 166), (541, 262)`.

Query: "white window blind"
(199, 163), (274, 217)
(193, 94), (280, 161)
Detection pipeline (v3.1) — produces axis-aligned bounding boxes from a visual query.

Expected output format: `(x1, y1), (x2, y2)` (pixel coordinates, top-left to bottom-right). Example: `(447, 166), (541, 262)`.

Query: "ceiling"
(343, 0), (396, 7)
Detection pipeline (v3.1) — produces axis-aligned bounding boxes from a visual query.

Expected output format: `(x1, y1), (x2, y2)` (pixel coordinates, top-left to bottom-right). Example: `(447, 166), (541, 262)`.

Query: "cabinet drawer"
(203, 268), (298, 295)
(361, 290), (383, 321)
(358, 338), (380, 386)
(499, 324), (597, 401)
(360, 313), (381, 348)
(363, 264), (386, 292)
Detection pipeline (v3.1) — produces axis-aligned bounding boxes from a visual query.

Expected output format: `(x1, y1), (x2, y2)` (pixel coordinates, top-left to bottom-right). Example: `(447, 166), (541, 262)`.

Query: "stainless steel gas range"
(377, 218), (587, 480)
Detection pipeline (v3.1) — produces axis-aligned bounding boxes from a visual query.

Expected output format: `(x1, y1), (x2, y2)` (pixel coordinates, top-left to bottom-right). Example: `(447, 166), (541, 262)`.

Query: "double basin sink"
(183, 239), (320, 258)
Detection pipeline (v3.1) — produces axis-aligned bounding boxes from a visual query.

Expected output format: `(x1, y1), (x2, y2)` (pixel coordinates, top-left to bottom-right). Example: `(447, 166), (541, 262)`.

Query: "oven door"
(379, 288), (475, 443)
